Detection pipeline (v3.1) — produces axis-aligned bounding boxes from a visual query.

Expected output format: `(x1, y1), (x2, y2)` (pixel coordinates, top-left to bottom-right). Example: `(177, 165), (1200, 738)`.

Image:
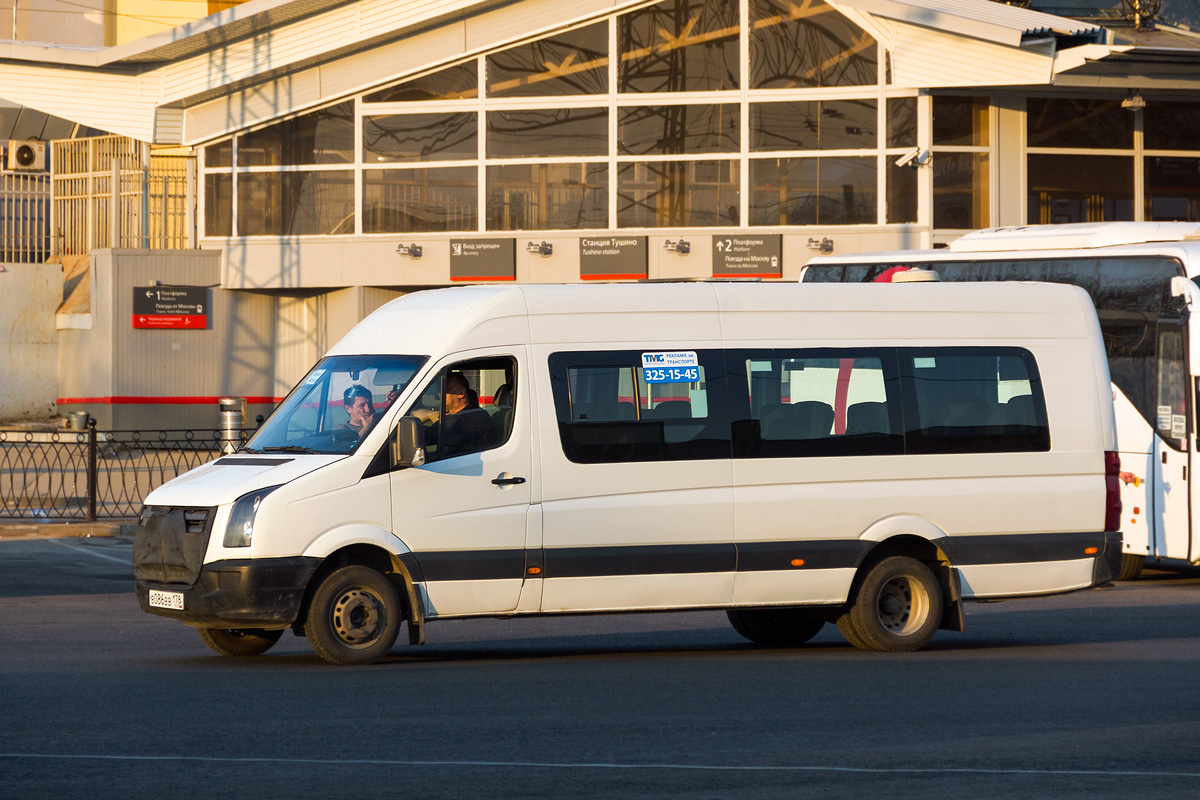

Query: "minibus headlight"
(224, 485), (281, 548)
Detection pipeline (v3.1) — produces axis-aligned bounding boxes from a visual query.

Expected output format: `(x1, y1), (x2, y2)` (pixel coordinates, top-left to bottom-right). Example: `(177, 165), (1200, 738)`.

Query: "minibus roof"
(327, 281), (1099, 357)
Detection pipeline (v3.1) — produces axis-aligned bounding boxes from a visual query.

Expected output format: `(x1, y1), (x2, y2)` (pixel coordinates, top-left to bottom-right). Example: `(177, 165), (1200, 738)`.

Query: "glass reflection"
(1146, 157), (1200, 221)
(1027, 98), (1130, 149)
(487, 109), (608, 158)
(933, 97), (989, 147)
(750, 0), (876, 88)
(619, 105), (739, 155)
(238, 171), (355, 235)
(1145, 102), (1200, 151)
(617, 160), (739, 227)
(933, 153), (989, 229)
(238, 102), (355, 166)
(752, 100), (876, 151)
(887, 97), (917, 148)
(206, 140), (232, 169)
(619, 0), (739, 93)
(365, 62), (478, 103)
(205, 173), (232, 236)
(1027, 154), (1133, 223)
(751, 157), (875, 225)
(486, 163), (608, 230)
(488, 23), (607, 96)
(362, 167), (478, 233)
(363, 113), (478, 162)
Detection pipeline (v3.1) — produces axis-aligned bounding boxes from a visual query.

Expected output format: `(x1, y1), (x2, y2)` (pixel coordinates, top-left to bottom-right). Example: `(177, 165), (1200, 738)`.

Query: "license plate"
(148, 590), (184, 610)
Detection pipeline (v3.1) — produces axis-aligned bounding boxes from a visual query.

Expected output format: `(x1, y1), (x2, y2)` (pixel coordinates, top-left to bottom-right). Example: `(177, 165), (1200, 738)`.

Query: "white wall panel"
(890, 24), (1053, 87)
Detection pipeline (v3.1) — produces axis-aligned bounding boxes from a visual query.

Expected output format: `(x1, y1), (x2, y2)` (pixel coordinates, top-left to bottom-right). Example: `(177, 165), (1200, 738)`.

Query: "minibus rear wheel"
(845, 557), (942, 653)
(726, 608), (824, 646)
(304, 565), (402, 665)
(196, 627), (283, 657)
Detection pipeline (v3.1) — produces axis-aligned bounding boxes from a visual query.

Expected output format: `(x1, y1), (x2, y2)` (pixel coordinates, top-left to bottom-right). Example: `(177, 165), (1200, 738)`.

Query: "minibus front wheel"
(196, 627), (283, 657)
(838, 556), (943, 653)
(304, 565), (402, 665)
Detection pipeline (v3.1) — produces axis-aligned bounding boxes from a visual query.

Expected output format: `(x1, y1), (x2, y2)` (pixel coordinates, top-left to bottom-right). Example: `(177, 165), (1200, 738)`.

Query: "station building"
(3, 0), (1200, 426)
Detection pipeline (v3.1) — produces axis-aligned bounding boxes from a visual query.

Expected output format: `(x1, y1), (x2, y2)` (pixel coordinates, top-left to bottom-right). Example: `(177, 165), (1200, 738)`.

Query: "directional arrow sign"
(133, 286), (209, 330)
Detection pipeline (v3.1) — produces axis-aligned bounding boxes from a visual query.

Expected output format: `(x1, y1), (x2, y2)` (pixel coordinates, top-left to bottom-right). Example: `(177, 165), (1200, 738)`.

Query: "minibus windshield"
(244, 355), (427, 455)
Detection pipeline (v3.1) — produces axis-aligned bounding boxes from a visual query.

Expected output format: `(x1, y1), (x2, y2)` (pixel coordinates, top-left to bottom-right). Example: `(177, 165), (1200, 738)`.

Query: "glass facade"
(197, 0), (1194, 238)
(203, 0), (909, 237)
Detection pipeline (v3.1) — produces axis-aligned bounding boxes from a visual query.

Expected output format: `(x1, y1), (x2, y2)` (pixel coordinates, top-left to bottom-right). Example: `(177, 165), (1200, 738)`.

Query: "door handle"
(491, 473), (526, 486)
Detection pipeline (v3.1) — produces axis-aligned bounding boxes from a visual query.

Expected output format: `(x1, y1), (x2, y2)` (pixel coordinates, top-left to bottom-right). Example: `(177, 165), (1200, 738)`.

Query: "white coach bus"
(804, 222), (1200, 580)
(134, 280), (1119, 665)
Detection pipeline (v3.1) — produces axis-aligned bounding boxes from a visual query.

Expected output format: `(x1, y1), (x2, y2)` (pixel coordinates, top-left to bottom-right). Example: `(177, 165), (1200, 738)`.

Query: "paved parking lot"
(2, 535), (1199, 799)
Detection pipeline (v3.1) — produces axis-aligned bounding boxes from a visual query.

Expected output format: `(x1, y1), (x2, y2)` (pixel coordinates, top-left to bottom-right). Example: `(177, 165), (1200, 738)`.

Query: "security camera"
(894, 147), (923, 168)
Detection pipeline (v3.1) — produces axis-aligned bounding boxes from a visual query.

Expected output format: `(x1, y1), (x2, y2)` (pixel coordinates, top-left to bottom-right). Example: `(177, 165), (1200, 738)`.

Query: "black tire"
(196, 627), (283, 657)
(1118, 553), (1145, 581)
(727, 608), (824, 646)
(304, 565), (402, 665)
(835, 612), (870, 650)
(844, 556), (943, 653)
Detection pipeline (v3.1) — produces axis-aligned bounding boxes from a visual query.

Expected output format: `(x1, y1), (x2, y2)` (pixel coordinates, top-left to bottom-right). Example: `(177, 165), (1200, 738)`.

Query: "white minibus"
(134, 280), (1120, 665)
(804, 222), (1200, 580)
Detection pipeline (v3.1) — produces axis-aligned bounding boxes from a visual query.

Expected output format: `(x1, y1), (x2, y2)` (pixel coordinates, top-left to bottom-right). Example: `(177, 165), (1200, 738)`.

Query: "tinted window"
(549, 350), (730, 463)
(728, 349), (903, 458)
(802, 256), (1184, 438)
(902, 348), (1049, 454)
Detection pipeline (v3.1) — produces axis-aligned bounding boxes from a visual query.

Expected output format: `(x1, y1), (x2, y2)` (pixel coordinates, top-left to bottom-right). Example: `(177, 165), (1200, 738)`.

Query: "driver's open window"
(404, 356), (517, 461)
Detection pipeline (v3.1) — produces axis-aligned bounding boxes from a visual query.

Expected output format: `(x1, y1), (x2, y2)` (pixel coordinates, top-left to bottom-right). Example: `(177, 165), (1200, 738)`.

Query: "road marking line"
(0, 754), (1197, 778)
(45, 537), (130, 565)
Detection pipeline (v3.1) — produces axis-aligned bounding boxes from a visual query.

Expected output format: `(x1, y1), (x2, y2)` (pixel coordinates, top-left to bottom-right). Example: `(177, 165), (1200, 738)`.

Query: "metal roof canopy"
(835, 0), (1106, 46)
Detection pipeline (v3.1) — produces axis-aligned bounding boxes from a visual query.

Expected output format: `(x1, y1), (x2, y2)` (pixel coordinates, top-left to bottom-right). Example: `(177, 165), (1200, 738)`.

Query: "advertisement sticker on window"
(641, 351), (699, 384)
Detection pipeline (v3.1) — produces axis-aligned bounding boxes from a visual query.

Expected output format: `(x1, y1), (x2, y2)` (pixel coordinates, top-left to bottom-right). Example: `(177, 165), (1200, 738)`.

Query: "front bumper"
(136, 556), (321, 629)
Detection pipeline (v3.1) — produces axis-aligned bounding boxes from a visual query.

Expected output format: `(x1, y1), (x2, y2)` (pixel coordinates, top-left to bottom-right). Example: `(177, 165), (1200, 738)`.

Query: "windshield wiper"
(261, 446), (318, 454)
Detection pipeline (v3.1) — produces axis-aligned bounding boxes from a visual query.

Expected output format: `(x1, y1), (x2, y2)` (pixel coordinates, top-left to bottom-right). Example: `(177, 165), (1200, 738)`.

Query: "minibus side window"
(548, 350), (730, 463)
(402, 356), (517, 462)
(901, 347), (1050, 454)
(727, 349), (904, 458)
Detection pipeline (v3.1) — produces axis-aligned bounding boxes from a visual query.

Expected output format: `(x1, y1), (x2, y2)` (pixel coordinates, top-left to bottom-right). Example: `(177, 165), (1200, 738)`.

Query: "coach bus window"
(549, 351), (730, 463)
(901, 348), (1050, 454)
(1158, 325), (1188, 449)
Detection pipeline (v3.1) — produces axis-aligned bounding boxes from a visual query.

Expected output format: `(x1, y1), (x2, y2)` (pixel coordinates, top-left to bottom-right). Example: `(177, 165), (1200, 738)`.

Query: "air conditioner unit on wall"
(8, 140), (46, 171)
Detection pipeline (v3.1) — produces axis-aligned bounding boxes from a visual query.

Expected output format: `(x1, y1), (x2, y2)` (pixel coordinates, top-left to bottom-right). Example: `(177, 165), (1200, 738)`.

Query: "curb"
(0, 521), (137, 540)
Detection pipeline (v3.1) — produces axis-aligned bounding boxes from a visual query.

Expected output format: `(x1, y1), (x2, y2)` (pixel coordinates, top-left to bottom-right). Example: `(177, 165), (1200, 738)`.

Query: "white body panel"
(807, 225), (1200, 565)
(146, 280), (1117, 626)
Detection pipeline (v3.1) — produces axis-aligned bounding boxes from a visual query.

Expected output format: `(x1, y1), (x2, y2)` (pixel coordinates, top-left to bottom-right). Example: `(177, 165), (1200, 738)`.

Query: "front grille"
(133, 505), (216, 586)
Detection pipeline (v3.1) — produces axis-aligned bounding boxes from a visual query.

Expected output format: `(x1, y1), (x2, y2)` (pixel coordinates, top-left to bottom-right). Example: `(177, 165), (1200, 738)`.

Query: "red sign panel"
(132, 314), (208, 329)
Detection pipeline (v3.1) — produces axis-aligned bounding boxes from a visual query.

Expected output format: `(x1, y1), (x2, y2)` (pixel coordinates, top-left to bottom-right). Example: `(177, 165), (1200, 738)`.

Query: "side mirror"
(392, 416), (426, 468)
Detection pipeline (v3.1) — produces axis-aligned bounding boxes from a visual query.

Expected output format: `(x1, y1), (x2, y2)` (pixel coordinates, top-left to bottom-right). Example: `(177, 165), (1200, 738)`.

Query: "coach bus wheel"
(845, 557), (942, 653)
(1118, 554), (1145, 581)
(304, 565), (401, 666)
(726, 608), (824, 646)
(197, 627), (283, 657)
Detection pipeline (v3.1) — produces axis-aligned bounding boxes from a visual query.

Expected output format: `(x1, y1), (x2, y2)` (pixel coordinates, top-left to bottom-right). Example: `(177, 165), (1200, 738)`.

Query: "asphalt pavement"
(2, 535), (1199, 799)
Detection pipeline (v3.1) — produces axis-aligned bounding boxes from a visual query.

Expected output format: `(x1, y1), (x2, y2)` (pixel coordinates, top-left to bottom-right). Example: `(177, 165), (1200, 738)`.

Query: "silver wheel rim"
(875, 575), (930, 636)
(331, 586), (386, 647)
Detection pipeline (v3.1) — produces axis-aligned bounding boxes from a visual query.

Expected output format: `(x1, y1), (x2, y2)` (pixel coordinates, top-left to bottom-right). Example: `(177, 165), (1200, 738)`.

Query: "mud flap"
(937, 564), (965, 632)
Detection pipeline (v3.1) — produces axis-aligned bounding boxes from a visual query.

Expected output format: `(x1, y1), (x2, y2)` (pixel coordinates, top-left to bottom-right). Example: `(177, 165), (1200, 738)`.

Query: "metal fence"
(0, 171), (50, 263)
(51, 136), (196, 257)
(0, 427), (246, 520)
